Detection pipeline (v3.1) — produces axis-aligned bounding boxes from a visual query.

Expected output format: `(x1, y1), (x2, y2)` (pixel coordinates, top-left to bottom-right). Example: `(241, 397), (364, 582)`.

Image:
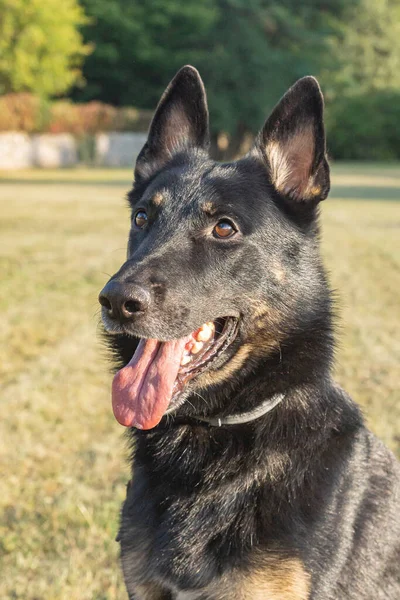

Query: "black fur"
(101, 66), (400, 599)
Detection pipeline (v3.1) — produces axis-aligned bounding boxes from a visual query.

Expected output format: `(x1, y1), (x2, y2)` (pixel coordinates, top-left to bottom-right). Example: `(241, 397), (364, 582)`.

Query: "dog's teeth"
(196, 323), (214, 342)
(191, 341), (203, 354)
(180, 354), (191, 366)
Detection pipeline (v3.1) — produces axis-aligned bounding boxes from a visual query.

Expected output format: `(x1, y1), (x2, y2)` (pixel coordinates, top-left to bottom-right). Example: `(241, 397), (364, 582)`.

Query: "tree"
(73, 0), (217, 106)
(0, 0), (89, 96)
(320, 0), (400, 98)
(195, 0), (352, 151)
(74, 0), (350, 142)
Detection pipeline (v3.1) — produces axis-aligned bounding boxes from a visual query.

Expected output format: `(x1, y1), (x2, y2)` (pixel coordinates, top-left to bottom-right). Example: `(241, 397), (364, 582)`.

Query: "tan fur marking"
(201, 200), (217, 215)
(250, 302), (285, 334)
(176, 556), (310, 600)
(134, 582), (169, 600)
(197, 301), (285, 390)
(252, 301), (282, 320)
(199, 344), (251, 386)
(239, 301), (286, 363)
(271, 264), (286, 282)
(152, 192), (164, 206)
(217, 131), (230, 151)
(238, 557), (311, 600)
(252, 306), (279, 329)
(266, 126), (317, 201)
(310, 185), (321, 196)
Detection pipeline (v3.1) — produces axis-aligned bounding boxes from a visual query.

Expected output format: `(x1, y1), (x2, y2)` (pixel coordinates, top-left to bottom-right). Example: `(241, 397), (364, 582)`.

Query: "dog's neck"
(127, 307), (362, 492)
(192, 392), (286, 426)
(131, 378), (362, 495)
(172, 311), (336, 426)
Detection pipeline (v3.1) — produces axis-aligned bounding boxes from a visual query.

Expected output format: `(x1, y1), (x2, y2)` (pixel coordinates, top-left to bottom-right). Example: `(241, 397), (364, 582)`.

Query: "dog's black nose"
(99, 280), (151, 321)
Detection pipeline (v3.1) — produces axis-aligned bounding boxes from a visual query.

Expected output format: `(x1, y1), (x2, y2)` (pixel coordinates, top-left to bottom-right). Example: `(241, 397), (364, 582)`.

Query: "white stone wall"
(95, 132), (147, 167)
(32, 134), (78, 168)
(0, 132), (148, 168)
(0, 132), (33, 169)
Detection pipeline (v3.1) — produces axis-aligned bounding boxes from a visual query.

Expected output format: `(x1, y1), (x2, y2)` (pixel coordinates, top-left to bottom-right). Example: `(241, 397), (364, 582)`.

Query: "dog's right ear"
(134, 66), (209, 183)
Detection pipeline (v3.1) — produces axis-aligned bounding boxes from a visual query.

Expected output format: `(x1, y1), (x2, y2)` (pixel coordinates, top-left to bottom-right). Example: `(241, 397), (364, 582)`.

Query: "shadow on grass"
(1, 179), (400, 201)
(330, 185), (400, 201)
(0, 179), (132, 186)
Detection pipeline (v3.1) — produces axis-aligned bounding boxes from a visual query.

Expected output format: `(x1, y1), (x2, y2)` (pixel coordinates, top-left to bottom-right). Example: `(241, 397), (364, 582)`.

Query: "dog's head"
(99, 66), (330, 430)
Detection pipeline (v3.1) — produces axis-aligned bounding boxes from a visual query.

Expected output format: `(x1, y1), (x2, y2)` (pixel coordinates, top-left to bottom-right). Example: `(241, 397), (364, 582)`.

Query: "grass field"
(0, 164), (399, 599)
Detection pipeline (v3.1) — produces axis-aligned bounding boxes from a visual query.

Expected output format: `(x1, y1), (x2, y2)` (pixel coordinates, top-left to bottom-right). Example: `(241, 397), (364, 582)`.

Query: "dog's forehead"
(145, 158), (271, 217)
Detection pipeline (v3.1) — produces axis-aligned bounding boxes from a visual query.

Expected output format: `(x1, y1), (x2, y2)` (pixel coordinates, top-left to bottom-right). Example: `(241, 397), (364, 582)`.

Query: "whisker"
(192, 391), (210, 409)
(278, 343), (282, 364)
(186, 399), (196, 411)
(91, 309), (102, 321)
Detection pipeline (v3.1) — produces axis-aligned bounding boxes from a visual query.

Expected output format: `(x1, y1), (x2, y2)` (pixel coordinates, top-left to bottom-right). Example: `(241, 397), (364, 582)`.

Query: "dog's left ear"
(254, 76), (330, 204)
(135, 65), (209, 182)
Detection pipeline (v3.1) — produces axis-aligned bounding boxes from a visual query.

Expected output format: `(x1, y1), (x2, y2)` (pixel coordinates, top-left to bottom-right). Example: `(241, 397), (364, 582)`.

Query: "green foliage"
(326, 92), (400, 160)
(201, 0), (349, 134)
(0, 0), (89, 97)
(74, 0), (348, 135)
(74, 0), (217, 106)
(2, 0), (400, 159)
(321, 0), (400, 98)
(323, 0), (400, 160)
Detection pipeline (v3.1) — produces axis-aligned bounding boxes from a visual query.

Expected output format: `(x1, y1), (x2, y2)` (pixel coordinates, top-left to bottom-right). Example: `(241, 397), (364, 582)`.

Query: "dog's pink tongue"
(112, 337), (187, 430)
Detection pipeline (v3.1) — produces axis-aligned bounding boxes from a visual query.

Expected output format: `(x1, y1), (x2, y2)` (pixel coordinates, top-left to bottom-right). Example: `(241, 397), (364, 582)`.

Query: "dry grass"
(0, 164), (399, 599)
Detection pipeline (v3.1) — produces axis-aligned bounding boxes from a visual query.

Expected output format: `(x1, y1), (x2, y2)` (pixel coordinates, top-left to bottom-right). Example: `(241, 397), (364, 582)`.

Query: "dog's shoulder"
(310, 426), (400, 599)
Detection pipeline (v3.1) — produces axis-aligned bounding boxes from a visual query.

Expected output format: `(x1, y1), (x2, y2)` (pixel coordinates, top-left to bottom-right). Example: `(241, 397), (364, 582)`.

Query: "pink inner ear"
(267, 126), (321, 200)
(136, 102), (195, 180)
(161, 101), (196, 155)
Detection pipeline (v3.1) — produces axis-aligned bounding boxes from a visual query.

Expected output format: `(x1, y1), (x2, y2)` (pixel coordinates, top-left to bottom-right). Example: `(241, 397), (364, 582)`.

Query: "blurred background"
(0, 1), (399, 598)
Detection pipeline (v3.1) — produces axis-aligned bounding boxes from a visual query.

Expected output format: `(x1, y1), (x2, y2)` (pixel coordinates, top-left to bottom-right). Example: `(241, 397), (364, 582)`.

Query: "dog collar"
(192, 393), (285, 427)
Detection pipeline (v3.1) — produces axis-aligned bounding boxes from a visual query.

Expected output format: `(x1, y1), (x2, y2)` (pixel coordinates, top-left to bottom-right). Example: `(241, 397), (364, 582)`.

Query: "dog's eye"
(213, 220), (237, 239)
(134, 210), (148, 229)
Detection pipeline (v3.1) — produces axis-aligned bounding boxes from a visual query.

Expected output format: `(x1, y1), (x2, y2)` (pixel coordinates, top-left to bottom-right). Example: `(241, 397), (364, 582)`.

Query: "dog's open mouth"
(112, 317), (238, 430)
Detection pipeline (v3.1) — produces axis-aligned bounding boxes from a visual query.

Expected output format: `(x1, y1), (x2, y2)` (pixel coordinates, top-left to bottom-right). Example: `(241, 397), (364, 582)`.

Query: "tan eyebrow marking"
(152, 192), (164, 206)
(201, 201), (218, 215)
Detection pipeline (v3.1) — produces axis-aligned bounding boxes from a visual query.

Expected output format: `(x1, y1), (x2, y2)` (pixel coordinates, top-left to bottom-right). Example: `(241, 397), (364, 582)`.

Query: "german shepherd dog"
(99, 66), (400, 599)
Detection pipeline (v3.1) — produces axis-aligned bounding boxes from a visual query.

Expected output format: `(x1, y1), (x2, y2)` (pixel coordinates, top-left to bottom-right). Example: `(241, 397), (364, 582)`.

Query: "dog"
(99, 66), (400, 599)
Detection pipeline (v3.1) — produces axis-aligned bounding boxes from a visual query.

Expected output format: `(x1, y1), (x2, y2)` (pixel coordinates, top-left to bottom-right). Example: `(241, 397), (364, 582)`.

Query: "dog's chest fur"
(117, 428), (400, 600)
(119, 478), (310, 600)
(117, 429), (319, 599)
